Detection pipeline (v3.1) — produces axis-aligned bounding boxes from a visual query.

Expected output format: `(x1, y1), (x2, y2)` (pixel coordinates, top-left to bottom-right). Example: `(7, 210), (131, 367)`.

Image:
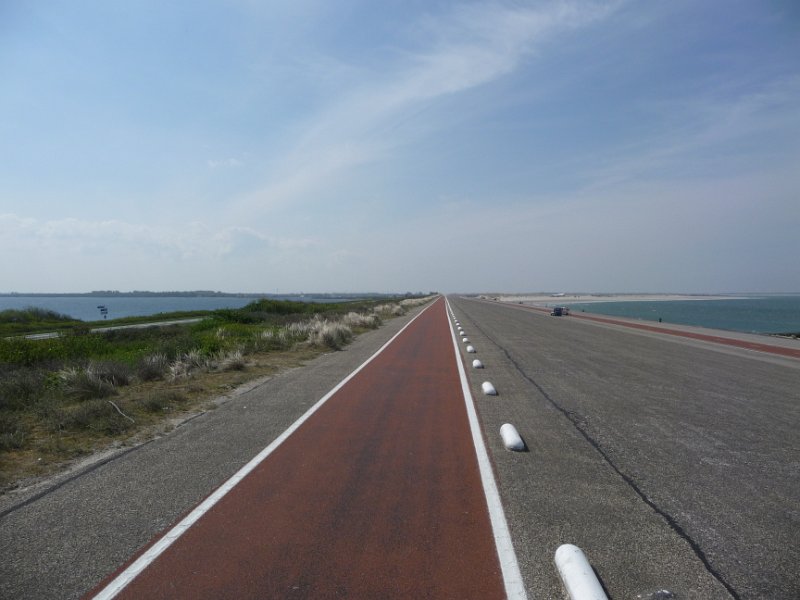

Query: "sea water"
(0, 295), (354, 322)
(570, 296), (800, 335)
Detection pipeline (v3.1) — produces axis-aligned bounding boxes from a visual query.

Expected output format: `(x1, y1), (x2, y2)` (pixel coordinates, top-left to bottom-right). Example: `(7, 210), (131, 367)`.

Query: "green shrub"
(0, 412), (29, 451)
(92, 361), (134, 387)
(0, 307), (74, 324)
(218, 349), (246, 371)
(342, 312), (381, 329)
(56, 399), (133, 435)
(0, 368), (47, 411)
(309, 321), (353, 350)
(168, 349), (209, 380)
(136, 353), (168, 381)
(58, 367), (117, 400)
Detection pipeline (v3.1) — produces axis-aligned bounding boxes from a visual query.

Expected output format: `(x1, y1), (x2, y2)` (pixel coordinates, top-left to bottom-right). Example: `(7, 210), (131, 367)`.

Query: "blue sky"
(1, 0), (798, 293)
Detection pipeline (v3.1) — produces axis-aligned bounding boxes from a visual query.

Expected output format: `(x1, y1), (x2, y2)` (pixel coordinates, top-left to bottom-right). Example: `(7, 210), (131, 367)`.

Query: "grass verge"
(0, 296), (434, 492)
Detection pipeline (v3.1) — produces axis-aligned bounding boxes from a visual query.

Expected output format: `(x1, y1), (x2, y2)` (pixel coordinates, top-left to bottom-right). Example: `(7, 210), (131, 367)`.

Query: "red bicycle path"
(88, 297), (506, 599)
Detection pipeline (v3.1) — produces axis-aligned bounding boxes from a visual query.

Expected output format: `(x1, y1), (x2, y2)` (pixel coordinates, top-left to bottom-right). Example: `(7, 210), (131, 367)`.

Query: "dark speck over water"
(570, 296), (800, 335)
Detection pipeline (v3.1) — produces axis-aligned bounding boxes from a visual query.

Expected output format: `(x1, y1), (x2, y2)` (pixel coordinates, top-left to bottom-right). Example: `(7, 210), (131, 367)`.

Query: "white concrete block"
(481, 381), (497, 396)
(466, 345), (476, 353)
(472, 359), (483, 368)
(500, 424), (525, 451)
(554, 544), (608, 600)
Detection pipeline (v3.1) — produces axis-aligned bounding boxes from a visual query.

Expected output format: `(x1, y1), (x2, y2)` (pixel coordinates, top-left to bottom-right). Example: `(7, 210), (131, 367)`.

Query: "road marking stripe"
(445, 298), (528, 599)
(92, 300), (437, 600)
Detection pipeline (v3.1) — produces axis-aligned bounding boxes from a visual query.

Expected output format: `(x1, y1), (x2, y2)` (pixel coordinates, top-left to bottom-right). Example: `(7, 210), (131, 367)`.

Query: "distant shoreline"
(489, 293), (752, 305)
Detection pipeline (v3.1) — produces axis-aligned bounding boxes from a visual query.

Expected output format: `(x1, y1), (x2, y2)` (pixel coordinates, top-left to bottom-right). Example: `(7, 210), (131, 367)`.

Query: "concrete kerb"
(554, 544), (609, 600)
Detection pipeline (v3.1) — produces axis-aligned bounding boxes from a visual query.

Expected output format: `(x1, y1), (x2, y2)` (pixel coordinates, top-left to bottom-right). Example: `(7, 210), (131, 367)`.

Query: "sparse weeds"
(58, 366), (118, 400)
(54, 399), (134, 435)
(307, 319), (353, 350)
(342, 311), (381, 329)
(137, 353), (168, 381)
(0, 413), (29, 451)
(218, 348), (246, 371)
(0, 368), (47, 411)
(169, 350), (208, 380)
(138, 390), (186, 413)
(375, 303), (405, 317)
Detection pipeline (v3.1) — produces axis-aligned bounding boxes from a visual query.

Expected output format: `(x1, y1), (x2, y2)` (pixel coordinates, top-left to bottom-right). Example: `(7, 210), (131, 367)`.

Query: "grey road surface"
(3, 297), (798, 599)
(448, 296), (799, 600)
(20, 318), (204, 340)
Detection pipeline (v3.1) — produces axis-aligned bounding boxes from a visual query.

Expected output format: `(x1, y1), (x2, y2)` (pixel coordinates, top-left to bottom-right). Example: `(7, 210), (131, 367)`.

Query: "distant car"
(550, 306), (569, 316)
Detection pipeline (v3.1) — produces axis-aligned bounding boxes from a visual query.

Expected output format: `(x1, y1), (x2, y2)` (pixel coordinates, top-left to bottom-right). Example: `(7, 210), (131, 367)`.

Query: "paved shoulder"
(449, 296), (799, 599)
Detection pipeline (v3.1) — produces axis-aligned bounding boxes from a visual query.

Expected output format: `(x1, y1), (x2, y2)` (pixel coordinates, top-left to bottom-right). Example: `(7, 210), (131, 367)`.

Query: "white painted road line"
(555, 544), (608, 600)
(446, 297), (527, 599)
(91, 301), (438, 600)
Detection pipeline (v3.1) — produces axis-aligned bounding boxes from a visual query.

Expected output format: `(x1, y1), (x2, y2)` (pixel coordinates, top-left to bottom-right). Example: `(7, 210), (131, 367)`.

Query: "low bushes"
(53, 399), (134, 435)
(0, 296), (433, 482)
(57, 362), (135, 400)
(136, 353), (169, 381)
(308, 320), (353, 350)
(342, 311), (381, 329)
(0, 413), (29, 451)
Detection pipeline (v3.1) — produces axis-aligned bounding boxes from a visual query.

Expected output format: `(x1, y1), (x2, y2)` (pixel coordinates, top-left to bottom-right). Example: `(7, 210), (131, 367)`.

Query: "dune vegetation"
(0, 296), (433, 491)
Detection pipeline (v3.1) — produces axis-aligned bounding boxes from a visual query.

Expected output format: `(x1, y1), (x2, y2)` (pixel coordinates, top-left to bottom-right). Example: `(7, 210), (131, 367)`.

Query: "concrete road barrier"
(554, 544), (608, 600)
(500, 424), (525, 451)
(482, 381), (497, 396)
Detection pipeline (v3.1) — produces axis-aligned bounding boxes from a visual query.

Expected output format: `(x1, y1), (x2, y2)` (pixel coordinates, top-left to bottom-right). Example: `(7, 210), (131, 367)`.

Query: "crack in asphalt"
(461, 310), (741, 600)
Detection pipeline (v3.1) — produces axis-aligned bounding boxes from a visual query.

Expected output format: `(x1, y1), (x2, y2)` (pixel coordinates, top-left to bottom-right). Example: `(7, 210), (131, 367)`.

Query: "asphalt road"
(3, 296), (798, 599)
(90, 298), (505, 599)
(20, 318), (204, 340)
(448, 296), (799, 599)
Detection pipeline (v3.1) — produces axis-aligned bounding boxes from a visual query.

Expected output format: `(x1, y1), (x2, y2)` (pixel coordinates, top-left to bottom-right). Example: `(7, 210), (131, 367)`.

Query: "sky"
(1, 0), (799, 294)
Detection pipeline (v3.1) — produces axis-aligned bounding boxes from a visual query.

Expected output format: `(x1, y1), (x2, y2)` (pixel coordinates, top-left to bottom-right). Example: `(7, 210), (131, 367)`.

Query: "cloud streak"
(236, 1), (619, 214)
(0, 214), (316, 261)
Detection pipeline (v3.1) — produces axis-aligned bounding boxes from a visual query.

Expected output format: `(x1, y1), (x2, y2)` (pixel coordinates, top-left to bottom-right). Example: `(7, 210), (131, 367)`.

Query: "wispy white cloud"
(207, 157), (243, 169)
(0, 214), (316, 261)
(236, 1), (620, 214)
(578, 75), (800, 191)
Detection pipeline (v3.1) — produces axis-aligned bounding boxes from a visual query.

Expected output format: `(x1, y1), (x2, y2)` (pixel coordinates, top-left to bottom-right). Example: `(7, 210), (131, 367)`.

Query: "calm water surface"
(0, 295), (352, 322)
(569, 296), (800, 334)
